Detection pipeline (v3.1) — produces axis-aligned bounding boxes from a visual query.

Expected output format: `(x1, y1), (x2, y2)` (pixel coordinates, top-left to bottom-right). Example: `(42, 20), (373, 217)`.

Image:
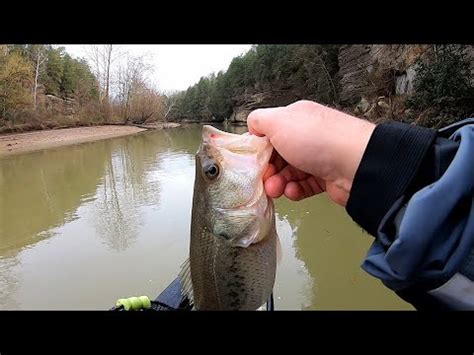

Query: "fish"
(179, 124), (279, 310)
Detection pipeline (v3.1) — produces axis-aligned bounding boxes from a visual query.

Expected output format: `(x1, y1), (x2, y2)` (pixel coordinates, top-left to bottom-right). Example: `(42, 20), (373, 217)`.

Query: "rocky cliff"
(228, 90), (301, 124)
(227, 45), (473, 125)
(43, 94), (78, 117)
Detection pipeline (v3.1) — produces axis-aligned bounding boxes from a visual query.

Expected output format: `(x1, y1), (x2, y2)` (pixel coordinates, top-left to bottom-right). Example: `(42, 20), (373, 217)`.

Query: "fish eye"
(204, 162), (219, 180)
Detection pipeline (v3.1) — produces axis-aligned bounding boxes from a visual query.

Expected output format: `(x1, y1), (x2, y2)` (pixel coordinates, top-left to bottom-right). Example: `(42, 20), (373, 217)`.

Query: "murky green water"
(0, 125), (412, 310)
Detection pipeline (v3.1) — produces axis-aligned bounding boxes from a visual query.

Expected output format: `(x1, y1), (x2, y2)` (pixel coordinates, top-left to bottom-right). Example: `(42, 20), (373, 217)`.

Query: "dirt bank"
(0, 125), (147, 157)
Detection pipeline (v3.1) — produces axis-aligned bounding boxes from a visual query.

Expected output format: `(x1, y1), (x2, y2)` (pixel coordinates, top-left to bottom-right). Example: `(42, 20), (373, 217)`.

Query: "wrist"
(334, 116), (376, 201)
(346, 120), (437, 235)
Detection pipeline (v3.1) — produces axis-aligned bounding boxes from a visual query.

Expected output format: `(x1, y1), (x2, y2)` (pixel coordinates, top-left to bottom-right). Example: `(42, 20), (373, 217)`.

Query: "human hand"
(247, 100), (375, 206)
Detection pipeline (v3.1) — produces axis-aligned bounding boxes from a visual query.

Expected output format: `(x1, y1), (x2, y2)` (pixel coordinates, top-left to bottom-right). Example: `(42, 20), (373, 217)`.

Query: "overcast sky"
(62, 45), (252, 93)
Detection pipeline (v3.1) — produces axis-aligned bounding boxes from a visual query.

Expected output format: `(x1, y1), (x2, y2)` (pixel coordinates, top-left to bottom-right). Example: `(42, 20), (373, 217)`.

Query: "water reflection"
(0, 145), (109, 253)
(278, 195), (412, 310)
(0, 255), (21, 309)
(0, 125), (412, 309)
(273, 213), (313, 310)
(222, 122), (248, 135)
(93, 136), (162, 251)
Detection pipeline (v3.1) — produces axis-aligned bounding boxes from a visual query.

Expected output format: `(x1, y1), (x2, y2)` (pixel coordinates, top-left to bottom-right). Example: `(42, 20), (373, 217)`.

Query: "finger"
(270, 151), (287, 173)
(264, 173), (287, 198)
(247, 107), (283, 137)
(279, 165), (310, 182)
(264, 151), (288, 182)
(306, 176), (325, 195)
(284, 180), (315, 201)
(298, 179), (317, 198)
(298, 177), (325, 198)
(314, 176), (327, 192)
(284, 176), (325, 201)
(284, 181), (306, 201)
(263, 163), (277, 182)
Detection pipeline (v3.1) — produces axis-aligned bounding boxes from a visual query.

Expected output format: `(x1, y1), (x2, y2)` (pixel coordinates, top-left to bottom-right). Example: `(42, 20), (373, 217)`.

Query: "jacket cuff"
(346, 121), (438, 236)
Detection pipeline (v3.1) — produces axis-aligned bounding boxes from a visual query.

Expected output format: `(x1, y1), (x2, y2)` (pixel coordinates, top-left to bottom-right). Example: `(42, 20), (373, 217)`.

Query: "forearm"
(346, 120), (438, 236)
(346, 118), (474, 309)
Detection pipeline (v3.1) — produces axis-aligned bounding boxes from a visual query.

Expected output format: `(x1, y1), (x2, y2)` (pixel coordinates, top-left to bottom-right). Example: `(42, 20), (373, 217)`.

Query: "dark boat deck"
(153, 277), (192, 310)
(111, 276), (273, 311)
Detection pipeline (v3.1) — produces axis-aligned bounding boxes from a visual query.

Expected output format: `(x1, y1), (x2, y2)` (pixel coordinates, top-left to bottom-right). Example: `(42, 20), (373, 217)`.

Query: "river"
(0, 124), (412, 310)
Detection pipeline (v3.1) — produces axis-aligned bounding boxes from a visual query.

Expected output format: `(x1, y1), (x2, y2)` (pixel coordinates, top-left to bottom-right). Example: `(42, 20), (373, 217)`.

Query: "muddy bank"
(0, 125), (147, 157)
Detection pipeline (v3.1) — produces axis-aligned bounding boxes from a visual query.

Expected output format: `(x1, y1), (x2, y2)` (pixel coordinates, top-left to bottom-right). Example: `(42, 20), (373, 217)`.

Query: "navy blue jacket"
(346, 118), (474, 310)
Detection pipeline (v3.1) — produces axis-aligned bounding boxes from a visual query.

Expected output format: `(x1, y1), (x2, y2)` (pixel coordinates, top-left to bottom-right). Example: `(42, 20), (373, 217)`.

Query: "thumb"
(246, 107), (284, 137)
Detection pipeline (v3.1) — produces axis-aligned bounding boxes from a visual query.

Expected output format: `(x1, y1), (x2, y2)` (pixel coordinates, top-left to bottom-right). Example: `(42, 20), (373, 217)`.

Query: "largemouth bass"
(180, 125), (279, 310)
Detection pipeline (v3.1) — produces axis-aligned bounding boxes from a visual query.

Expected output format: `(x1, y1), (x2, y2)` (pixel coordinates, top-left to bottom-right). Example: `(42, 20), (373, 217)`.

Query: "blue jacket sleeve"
(346, 118), (474, 310)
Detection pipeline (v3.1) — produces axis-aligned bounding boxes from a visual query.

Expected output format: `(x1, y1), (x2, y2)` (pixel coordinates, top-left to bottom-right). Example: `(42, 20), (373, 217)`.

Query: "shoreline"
(0, 125), (149, 158)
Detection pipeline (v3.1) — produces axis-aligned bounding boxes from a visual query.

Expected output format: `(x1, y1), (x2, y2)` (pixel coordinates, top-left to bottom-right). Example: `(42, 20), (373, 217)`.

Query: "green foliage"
(0, 45), (100, 128)
(170, 45), (341, 121)
(73, 58), (99, 101)
(58, 52), (98, 100)
(408, 45), (474, 125)
(41, 46), (64, 95)
(0, 51), (33, 124)
(60, 54), (75, 96)
(209, 71), (232, 119)
(171, 44), (472, 126)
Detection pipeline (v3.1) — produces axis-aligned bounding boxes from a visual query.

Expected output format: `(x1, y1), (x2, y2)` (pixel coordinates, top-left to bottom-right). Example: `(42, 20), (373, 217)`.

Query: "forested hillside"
(2, 44), (473, 133)
(0, 45), (166, 133)
(168, 44), (474, 128)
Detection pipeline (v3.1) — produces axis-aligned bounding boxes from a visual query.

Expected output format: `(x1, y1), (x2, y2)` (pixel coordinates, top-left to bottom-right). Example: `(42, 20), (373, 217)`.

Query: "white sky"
(62, 45), (252, 93)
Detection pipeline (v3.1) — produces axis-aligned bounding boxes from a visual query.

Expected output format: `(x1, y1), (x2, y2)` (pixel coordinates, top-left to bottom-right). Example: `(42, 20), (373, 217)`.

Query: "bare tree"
(85, 46), (102, 103)
(84, 45), (121, 121)
(114, 53), (153, 123)
(303, 53), (338, 104)
(31, 45), (47, 111)
(163, 92), (178, 121)
(103, 45), (113, 118)
(128, 80), (164, 124)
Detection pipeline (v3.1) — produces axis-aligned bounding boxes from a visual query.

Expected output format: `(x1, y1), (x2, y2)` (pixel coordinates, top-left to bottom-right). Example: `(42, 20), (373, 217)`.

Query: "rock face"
(338, 45), (373, 105)
(44, 94), (78, 116)
(464, 46), (474, 85)
(229, 45), (438, 124)
(336, 44), (439, 121)
(229, 90), (300, 124)
(395, 65), (417, 95)
(225, 45), (474, 125)
(338, 44), (432, 105)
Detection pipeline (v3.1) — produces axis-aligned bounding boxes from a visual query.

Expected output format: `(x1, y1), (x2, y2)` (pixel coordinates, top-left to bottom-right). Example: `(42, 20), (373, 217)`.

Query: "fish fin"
(276, 234), (283, 266)
(178, 258), (194, 305)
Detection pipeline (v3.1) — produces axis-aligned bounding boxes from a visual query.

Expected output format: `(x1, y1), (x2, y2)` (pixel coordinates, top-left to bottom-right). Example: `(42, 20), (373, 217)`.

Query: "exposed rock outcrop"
(338, 45), (432, 105)
(178, 45), (473, 127)
(228, 45), (440, 124)
(43, 94), (78, 116)
(228, 90), (301, 124)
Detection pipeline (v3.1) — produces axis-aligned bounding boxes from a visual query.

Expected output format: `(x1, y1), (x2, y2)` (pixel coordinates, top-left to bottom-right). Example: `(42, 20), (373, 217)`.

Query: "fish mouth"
(202, 125), (272, 157)
(201, 125), (274, 248)
(200, 125), (273, 190)
(202, 125), (236, 140)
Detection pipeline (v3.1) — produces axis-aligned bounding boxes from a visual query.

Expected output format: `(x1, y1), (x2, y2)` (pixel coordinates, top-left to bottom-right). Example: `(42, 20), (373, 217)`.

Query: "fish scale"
(179, 125), (278, 310)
